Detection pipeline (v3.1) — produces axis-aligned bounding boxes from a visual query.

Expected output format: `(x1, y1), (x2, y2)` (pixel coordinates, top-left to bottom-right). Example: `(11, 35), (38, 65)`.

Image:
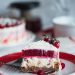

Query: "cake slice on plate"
(21, 36), (61, 74)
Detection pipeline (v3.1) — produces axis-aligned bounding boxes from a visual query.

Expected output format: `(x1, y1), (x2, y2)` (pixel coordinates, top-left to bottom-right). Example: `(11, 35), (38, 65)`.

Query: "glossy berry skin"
(49, 38), (60, 48)
(53, 41), (60, 48)
(37, 70), (45, 75)
(44, 38), (50, 42)
(43, 36), (60, 48)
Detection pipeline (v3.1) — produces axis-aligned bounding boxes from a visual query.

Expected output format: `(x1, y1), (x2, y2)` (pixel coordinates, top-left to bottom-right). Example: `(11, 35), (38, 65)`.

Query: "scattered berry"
(61, 63), (65, 69)
(37, 70), (45, 75)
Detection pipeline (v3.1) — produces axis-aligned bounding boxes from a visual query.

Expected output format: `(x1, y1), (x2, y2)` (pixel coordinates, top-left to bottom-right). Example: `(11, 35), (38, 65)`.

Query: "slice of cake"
(0, 17), (26, 45)
(21, 37), (61, 74)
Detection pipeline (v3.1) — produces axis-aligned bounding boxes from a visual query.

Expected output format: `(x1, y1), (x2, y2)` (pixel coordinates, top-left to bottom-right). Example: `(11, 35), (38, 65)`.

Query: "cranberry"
(53, 41), (60, 48)
(49, 38), (60, 48)
(61, 63), (65, 69)
(44, 38), (50, 42)
(43, 34), (51, 43)
(37, 70), (45, 75)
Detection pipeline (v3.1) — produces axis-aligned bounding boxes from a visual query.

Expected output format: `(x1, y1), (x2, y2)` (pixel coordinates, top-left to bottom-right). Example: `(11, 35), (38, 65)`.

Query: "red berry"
(61, 63), (65, 69)
(37, 70), (45, 75)
(44, 38), (50, 42)
(53, 41), (60, 48)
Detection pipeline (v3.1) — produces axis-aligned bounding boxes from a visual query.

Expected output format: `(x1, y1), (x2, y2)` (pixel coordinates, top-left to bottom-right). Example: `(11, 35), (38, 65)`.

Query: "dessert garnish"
(37, 70), (45, 75)
(43, 34), (60, 48)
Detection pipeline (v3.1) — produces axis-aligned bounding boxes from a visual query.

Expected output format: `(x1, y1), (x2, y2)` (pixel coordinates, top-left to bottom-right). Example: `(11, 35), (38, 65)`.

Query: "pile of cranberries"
(43, 34), (60, 48)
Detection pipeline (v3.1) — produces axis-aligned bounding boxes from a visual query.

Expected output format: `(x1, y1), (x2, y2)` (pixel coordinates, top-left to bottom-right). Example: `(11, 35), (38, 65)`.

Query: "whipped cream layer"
(24, 40), (59, 51)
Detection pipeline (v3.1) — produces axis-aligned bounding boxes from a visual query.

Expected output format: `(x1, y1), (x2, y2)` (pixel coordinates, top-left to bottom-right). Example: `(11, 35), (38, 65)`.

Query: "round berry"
(44, 38), (50, 42)
(53, 41), (60, 48)
(37, 70), (45, 75)
(43, 34), (50, 42)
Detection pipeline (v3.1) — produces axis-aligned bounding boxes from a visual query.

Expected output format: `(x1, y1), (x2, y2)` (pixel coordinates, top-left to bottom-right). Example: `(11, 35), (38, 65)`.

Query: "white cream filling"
(21, 57), (58, 68)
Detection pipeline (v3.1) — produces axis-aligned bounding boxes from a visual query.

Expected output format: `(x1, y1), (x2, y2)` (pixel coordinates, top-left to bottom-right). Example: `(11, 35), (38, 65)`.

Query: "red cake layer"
(22, 49), (58, 58)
